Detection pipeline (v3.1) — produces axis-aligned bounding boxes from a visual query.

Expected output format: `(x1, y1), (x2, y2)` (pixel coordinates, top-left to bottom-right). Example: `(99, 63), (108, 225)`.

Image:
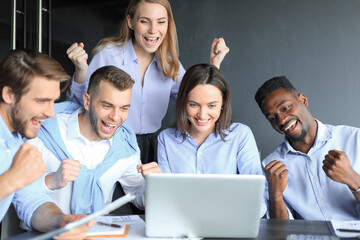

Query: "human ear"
(83, 93), (91, 111)
(298, 93), (308, 107)
(127, 15), (134, 30)
(2, 86), (15, 104)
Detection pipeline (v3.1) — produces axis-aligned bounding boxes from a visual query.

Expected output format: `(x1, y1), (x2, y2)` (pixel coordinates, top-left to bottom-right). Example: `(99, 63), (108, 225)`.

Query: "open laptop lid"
(145, 174), (265, 238)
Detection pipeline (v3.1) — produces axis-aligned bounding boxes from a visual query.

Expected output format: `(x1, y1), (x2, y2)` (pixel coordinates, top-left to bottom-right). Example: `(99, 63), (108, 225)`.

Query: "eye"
(281, 104), (291, 112)
(121, 107), (129, 111)
(36, 99), (46, 104)
(209, 104), (217, 108)
(188, 103), (197, 107)
(103, 104), (111, 109)
(158, 20), (166, 24)
(140, 20), (148, 24)
(267, 115), (276, 123)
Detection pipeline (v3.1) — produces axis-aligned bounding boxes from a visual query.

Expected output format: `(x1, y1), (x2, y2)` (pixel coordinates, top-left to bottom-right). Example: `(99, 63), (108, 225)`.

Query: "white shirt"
(28, 108), (145, 214)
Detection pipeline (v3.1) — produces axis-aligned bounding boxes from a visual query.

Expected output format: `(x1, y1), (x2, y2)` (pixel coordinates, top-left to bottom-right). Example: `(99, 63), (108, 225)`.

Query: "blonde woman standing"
(66, 0), (229, 164)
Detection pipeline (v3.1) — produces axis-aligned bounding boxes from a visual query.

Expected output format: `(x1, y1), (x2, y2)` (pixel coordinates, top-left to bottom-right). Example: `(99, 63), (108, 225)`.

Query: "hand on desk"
(137, 162), (161, 177)
(53, 214), (95, 240)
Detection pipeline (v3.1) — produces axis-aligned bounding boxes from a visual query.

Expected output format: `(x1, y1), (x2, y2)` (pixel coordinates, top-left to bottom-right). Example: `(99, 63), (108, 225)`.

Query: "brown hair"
(176, 64), (232, 141)
(0, 49), (70, 103)
(88, 65), (135, 96)
(92, 0), (180, 81)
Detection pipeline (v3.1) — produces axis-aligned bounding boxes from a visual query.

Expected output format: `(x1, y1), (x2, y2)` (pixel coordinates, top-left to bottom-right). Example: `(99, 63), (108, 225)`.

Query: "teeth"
(34, 118), (45, 122)
(104, 122), (116, 128)
(147, 37), (157, 41)
(285, 120), (296, 131)
(197, 119), (208, 123)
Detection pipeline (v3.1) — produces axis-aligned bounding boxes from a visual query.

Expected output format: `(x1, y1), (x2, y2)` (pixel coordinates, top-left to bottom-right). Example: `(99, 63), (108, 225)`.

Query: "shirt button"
(199, 152), (202, 155)
(312, 177), (317, 181)
(319, 199), (323, 203)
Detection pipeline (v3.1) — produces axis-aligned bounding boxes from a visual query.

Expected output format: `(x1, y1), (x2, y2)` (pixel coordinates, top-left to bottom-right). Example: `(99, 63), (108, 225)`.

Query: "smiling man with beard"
(27, 65), (160, 215)
(255, 76), (360, 221)
(0, 49), (93, 239)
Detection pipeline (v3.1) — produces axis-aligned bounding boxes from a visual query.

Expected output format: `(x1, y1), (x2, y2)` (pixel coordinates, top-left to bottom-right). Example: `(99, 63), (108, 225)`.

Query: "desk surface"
(5, 218), (358, 240)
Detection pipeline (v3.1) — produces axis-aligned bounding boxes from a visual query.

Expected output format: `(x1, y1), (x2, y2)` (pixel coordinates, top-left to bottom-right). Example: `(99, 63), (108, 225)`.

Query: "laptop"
(145, 174), (265, 238)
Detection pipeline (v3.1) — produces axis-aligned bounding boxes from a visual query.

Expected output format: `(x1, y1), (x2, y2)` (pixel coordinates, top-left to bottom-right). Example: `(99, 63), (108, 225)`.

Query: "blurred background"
(1, 0), (360, 158)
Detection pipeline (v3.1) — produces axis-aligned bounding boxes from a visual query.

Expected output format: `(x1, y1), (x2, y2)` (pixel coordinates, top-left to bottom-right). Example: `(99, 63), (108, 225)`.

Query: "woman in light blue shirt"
(66, 0), (229, 164)
(158, 63), (262, 176)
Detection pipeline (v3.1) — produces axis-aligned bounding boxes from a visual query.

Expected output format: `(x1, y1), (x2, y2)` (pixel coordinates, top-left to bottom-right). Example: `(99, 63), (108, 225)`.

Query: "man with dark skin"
(255, 76), (360, 220)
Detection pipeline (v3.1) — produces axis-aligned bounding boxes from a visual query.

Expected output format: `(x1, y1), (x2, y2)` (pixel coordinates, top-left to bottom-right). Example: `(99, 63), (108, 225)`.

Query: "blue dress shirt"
(262, 120), (360, 220)
(0, 115), (53, 228)
(66, 40), (186, 134)
(158, 123), (263, 175)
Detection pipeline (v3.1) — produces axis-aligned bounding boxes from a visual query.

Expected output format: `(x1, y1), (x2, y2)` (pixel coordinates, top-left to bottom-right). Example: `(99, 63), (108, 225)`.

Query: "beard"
(10, 101), (30, 138)
(88, 102), (103, 140)
(287, 128), (307, 142)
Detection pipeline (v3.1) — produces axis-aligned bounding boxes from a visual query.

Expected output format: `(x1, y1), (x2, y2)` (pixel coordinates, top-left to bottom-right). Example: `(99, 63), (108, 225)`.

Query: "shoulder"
(330, 123), (360, 136)
(226, 122), (254, 139)
(262, 144), (285, 166)
(95, 42), (125, 57)
(158, 128), (178, 141)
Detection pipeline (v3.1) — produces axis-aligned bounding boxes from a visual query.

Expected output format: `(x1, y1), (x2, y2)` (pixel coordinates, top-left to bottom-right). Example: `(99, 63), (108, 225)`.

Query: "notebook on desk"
(145, 173), (265, 238)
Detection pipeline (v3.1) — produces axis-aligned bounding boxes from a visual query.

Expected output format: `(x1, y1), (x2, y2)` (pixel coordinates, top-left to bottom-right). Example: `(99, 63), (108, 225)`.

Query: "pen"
(97, 221), (122, 228)
(336, 228), (360, 233)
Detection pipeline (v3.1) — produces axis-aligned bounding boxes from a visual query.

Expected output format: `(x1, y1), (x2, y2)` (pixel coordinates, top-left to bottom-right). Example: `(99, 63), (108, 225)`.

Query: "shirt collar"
(280, 119), (331, 158)
(122, 40), (161, 71)
(66, 108), (113, 146)
(0, 114), (23, 147)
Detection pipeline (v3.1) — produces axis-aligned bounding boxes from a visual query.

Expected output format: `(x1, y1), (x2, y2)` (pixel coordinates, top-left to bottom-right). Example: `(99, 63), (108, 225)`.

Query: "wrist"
(45, 172), (57, 190)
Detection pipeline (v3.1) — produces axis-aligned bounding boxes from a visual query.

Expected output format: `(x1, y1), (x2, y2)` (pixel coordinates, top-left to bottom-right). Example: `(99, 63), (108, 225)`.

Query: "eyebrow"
(264, 100), (288, 118)
(138, 16), (168, 20)
(188, 100), (219, 104)
(100, 100), (130, 108)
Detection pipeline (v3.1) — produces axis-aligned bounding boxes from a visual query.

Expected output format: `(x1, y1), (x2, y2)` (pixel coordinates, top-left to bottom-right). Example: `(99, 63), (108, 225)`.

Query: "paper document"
(331, 220), (360, 238)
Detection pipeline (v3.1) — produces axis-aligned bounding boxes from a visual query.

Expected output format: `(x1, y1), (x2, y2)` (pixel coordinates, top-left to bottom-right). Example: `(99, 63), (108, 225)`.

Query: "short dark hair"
(87, 65), (135, 96)
(176, 63), (232, 141)
(255, 76), (298, 108)
(0, 49), (70, 103)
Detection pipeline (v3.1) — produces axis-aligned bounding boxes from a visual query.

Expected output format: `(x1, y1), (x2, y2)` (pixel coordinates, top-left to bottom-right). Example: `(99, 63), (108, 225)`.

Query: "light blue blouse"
(158, 122), (262, 175)
(66, 40), (185, 134)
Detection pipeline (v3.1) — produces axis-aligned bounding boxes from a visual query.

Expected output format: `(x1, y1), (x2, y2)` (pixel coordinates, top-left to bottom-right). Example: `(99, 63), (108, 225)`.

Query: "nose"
(44, 102), (55, 118)
(197, 107), (207, 119)
(109, 109), (120, 122)
(149, 22), (156, 33)
(277, 113), (287, 125)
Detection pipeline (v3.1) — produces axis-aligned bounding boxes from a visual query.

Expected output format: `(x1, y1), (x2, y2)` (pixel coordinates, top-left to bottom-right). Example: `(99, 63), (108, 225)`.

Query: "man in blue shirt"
(255, 76), (360, 220)
(0, 49), (93, 239)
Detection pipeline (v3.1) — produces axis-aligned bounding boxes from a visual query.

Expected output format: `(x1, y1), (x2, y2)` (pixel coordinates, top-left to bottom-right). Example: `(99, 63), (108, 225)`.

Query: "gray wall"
(168, 0), (360, 158)
(51, 0), (360, 159)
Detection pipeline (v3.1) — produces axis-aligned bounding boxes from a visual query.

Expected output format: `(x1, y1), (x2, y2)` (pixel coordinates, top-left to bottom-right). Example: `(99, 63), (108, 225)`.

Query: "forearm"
(73, 69), (87, 84)
(268, 195), (289, 219)
(30, 202), (64, 232)
(0, 170), (23, 200)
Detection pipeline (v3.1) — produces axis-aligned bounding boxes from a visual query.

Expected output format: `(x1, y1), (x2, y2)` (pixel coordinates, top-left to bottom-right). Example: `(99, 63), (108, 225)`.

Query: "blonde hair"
(92, 0), (180, 81)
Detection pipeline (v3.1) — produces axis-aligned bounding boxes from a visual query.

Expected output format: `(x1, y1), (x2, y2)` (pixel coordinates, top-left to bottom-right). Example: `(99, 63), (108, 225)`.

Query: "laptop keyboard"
(286, 234), (339, 240)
